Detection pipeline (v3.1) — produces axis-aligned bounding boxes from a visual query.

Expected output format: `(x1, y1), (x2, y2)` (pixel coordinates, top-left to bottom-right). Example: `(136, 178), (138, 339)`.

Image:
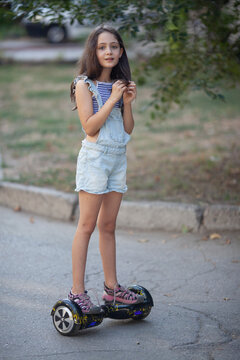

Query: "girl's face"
(96, 31), (123, 69)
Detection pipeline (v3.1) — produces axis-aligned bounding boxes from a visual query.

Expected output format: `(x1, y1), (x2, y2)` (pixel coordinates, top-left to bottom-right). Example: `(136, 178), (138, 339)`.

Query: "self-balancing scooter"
(51, 285), (154, 336)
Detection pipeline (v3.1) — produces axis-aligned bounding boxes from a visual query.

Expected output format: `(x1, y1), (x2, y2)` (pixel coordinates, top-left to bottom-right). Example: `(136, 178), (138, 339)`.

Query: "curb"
(0, 182), (77, 222)
(0, 181), (239, 232)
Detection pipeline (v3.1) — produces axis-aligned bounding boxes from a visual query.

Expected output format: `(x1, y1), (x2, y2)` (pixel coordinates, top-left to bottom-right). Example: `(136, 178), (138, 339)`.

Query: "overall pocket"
(86, 148), (102, 162)
(107, 112), (125, 143)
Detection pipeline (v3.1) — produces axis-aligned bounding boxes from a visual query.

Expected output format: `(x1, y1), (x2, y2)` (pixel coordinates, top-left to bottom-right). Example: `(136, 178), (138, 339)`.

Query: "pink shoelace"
(70, 291), (93, 312)
(113, 284), (138, 304)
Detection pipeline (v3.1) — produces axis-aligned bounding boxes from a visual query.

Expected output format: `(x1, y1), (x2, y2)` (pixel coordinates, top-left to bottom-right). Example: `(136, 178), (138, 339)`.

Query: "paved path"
(0, 39), (84, 62)
(0, 205), (239, 359)
(0, 38), (152, 62)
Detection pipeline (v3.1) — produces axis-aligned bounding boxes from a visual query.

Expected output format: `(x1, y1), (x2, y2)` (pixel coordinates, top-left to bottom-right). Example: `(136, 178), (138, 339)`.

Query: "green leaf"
(166, 20), (178, 31)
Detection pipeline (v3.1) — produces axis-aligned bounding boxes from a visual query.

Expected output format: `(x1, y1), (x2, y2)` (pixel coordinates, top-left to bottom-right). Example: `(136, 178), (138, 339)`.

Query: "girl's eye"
(98, 45), (119, 50)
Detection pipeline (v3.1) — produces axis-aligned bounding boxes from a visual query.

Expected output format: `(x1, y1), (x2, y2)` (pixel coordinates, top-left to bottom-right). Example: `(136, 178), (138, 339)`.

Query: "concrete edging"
(0, 182), (77, 221)
(0, 181), (239, 232)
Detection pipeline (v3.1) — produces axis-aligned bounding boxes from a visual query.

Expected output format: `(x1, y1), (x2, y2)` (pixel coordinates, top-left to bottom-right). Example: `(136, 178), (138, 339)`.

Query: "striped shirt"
(92, 81), (121, 113)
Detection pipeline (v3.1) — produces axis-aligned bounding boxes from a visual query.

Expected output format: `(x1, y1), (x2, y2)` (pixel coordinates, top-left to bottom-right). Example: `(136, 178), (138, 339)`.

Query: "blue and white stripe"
(92, 81), (121, 113)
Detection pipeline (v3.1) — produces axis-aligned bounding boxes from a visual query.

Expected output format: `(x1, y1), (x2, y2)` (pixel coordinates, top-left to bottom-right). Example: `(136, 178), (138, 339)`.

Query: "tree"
(4, 0), (240, 119)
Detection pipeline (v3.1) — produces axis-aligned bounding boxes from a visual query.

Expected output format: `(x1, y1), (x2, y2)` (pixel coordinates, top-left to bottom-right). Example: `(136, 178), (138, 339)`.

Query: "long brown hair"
(70, 25), (131, 108)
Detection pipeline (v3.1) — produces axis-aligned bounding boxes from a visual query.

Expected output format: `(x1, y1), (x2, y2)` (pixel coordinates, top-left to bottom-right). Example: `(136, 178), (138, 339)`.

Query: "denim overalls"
(74, 75), (131, 194)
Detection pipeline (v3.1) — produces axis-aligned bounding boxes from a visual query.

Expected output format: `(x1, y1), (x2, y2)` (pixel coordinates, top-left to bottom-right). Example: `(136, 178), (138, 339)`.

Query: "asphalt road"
(0, 205), (240, 359)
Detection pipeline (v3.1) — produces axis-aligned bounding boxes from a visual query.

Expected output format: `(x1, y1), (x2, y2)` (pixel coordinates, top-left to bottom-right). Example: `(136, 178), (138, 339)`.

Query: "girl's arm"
(122, 103), (134, 134)
(75, 80), (127, 136)
(122, 81), (136, 134)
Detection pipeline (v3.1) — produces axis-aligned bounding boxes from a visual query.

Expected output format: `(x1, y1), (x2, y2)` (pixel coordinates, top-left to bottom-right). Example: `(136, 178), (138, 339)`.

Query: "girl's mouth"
(105, 58), (114, 61)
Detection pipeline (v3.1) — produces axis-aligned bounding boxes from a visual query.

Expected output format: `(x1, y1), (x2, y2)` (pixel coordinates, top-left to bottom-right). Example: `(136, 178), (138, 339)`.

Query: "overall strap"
(73, 75), (103, 110)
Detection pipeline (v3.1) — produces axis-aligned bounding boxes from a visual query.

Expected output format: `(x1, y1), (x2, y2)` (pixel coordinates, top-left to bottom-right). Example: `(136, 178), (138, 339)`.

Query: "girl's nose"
(106, 47), (112, 54)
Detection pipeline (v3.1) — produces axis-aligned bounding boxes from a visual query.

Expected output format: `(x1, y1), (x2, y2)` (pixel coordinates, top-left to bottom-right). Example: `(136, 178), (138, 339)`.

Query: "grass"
(0, 63), (239, 205)
(25, 90), (67, 99)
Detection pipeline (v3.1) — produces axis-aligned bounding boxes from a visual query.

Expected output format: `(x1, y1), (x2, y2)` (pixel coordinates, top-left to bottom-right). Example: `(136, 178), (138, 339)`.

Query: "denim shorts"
(75, 141), (127, 194)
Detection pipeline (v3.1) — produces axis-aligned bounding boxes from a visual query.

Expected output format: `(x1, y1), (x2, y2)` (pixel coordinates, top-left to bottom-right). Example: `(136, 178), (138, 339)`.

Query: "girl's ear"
(119, 48), (124, 58)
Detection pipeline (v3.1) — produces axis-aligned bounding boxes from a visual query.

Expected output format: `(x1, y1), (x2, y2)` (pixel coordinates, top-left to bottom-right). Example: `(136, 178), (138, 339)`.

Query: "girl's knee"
(77, 221), (96, 237)
(97, 219), (116, 234)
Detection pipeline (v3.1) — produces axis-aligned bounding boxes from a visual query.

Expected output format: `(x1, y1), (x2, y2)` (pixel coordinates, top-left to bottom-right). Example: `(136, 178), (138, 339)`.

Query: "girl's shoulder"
(73, 75), (88, 91)
(73, 75), (96, 96)
(73, 75), (88, 86)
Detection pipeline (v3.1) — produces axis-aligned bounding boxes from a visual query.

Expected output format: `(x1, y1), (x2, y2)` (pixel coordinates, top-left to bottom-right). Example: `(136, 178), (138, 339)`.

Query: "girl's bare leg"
(97, 191), (123, 289)
(72, 191), (103, 294)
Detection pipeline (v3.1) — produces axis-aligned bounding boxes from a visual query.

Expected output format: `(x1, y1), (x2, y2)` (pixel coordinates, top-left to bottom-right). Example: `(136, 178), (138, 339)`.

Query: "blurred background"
(0, 1), (239, 205)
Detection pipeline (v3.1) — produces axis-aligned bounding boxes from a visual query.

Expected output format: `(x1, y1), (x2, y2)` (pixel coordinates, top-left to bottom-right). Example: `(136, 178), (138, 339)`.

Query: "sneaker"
(68, 290), (102, 314)
(102, 283), (145, 305)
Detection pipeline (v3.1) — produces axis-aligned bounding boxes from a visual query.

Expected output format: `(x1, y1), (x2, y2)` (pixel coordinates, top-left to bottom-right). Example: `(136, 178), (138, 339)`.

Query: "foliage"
(2, 0), (240, 119)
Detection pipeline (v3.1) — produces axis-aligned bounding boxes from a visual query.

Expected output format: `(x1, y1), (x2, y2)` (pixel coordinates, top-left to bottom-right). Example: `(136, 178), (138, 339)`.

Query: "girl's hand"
(110, 80), (127, 104)
(123, 81), (137, 105)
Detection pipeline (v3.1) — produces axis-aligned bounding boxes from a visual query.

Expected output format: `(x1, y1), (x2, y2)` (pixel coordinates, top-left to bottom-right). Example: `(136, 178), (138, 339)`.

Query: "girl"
(69, 25), (144, 314)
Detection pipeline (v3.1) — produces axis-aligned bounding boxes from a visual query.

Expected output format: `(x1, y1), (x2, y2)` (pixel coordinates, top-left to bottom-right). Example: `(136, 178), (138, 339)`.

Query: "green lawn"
(0, 63), (239, 205)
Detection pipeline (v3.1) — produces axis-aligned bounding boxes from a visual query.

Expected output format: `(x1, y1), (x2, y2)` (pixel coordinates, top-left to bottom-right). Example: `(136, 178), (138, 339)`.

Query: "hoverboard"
(51, 285), (154, 336)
